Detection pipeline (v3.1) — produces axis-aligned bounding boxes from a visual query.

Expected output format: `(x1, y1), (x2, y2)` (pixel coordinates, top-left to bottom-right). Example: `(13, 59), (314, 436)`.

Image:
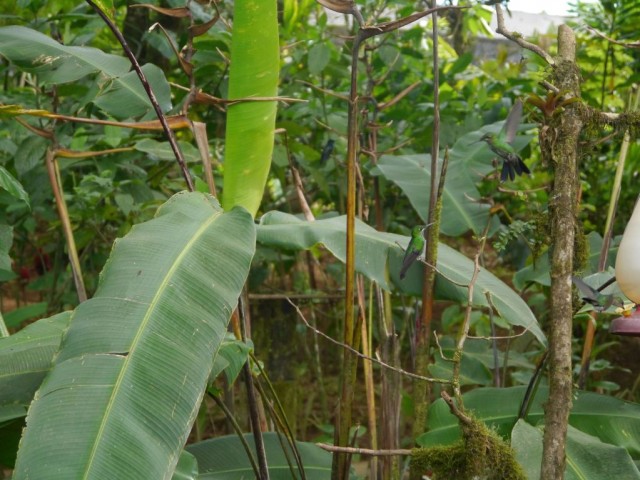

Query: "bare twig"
(296, 80), (350, 101)
(378, 81), (421, 110)
(317, 443), (412, 456)
(286, 297), (451, 384)
(585, 25), (640, 49)
(276, 129), (315, 222)
(441, 391), (473, 425)
(433, 334), (454, 362)
(467, 330), (530, 341)
(494, 4), (555, 66)
(452, 222), (490, 406)
(46, 149), (87, 302)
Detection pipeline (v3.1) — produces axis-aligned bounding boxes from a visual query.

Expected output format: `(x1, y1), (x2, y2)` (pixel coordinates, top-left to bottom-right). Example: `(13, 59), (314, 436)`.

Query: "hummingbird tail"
(500, 157), (530, 182)
(516, 158), (531, 176)
(500, 161), (515, 182)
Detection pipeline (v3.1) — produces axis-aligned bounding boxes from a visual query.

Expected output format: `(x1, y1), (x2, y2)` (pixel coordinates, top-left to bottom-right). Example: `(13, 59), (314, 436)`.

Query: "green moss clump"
(410, 416), (526, 480)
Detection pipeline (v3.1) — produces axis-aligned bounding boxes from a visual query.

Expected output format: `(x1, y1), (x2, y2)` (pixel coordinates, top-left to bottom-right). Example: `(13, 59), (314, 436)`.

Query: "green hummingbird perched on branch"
(479, 99), (531, 182)
(400, 225), (427, 280)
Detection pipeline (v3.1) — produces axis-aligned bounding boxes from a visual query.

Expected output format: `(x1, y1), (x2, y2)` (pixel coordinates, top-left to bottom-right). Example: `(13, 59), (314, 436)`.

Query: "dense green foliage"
(1, 0), (640, 478)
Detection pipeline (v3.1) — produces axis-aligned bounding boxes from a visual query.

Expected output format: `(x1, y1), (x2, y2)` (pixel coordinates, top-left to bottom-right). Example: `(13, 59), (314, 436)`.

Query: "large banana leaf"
(257, 211), (546, 344)
(13, 192), (255, 480)
(512, 421), (640, 479)
(0, 26), (130, 84)
(418, 386), (640, 460)
(374, 154), (499, 236)
(0, 312), (71, 409)
(186, 433), (333, 479)
(222, 0), (279, 216)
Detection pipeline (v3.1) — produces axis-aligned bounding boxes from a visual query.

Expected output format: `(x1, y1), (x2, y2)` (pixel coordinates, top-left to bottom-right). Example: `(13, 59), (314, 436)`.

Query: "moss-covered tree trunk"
(540, 24), (581, 479)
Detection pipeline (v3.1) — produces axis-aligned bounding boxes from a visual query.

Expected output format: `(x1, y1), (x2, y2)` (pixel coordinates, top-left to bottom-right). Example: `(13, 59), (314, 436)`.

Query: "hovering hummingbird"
(400, 225), (427, 280)
(479, 99), (531, 182)
(572, 275), (622, 312)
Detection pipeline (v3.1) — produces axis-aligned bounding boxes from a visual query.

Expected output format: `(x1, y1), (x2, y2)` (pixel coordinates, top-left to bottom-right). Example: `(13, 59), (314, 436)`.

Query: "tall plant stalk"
(413, 5), (442, 445)
(540, 25), (581, 479)
(578, 85), (640, 387)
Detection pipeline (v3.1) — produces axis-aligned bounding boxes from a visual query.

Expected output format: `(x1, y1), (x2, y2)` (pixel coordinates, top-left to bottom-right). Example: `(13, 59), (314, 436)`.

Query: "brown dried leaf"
(130, 3), (190, 18)
(316, 0), (354, 15)
(190, 15), (220, 36)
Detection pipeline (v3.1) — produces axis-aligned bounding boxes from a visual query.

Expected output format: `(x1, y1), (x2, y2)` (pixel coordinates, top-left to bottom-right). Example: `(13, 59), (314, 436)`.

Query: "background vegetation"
(1, 0), (640, 478)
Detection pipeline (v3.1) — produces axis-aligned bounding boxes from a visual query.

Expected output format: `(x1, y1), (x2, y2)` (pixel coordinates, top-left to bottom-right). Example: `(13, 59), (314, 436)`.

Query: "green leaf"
(93, 64), (172, 119)
(418, 386), (640, 460)
(135, 138), (202, 163)
(375, 154), (499, 236)
(0, 312), (71, 409)
(0, 223), (12, 272)
(512, 420), (640, 479)
(13, 192), (256, 479)
(187, 432), (332, 479)
(3, 302), (48, 328)
(171, 450), (199, 480)
(0, 26), (130, 84)
(257, 212), (546, 345)
(210, 334), (252, 385)
(14, 135), (48, 177)
(223, 0), (279, 216)
(308, 43), (330, 75)
(0, 165), (30, 207)
(430, 352), (492, 386)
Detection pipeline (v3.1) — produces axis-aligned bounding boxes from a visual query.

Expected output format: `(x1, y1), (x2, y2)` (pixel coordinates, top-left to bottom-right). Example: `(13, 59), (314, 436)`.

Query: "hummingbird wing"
(400, 249), (420, 280)
(572, 276), (599, 301)
(504, 99), (523, 144)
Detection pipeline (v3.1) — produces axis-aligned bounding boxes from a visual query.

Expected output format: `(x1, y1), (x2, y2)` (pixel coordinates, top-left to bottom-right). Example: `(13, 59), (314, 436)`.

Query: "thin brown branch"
(46, 148), (87, 303)
(248, 292), (344, 300)
(12, 107), (192, 130)
(441, 391), (473, 425)
(296, 80), (350, 101)
(360, 138), (413, 158)
(360, 6), (468, 39)
(433, 334), (454, 362)
(276, 128), (315, 222)
(378, 81), (421, 110)
(586, 25), (640, 49)
(15, 117), (53, 139)
(317, 444), (412, 456)
(467, 330), (529, 340)
(495, 4), (555, 66)
(286, 297), (451, 384)
(452, 221), (490, 405)
(55, 147), (134, 158)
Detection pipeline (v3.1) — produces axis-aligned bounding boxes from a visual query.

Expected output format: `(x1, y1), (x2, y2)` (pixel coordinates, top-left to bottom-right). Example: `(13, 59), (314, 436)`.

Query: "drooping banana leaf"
(13, 192), (255, 480)
(257, 211), (546, 345)
(0, 312), (71, 410)
(374, 154), (499, 236)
